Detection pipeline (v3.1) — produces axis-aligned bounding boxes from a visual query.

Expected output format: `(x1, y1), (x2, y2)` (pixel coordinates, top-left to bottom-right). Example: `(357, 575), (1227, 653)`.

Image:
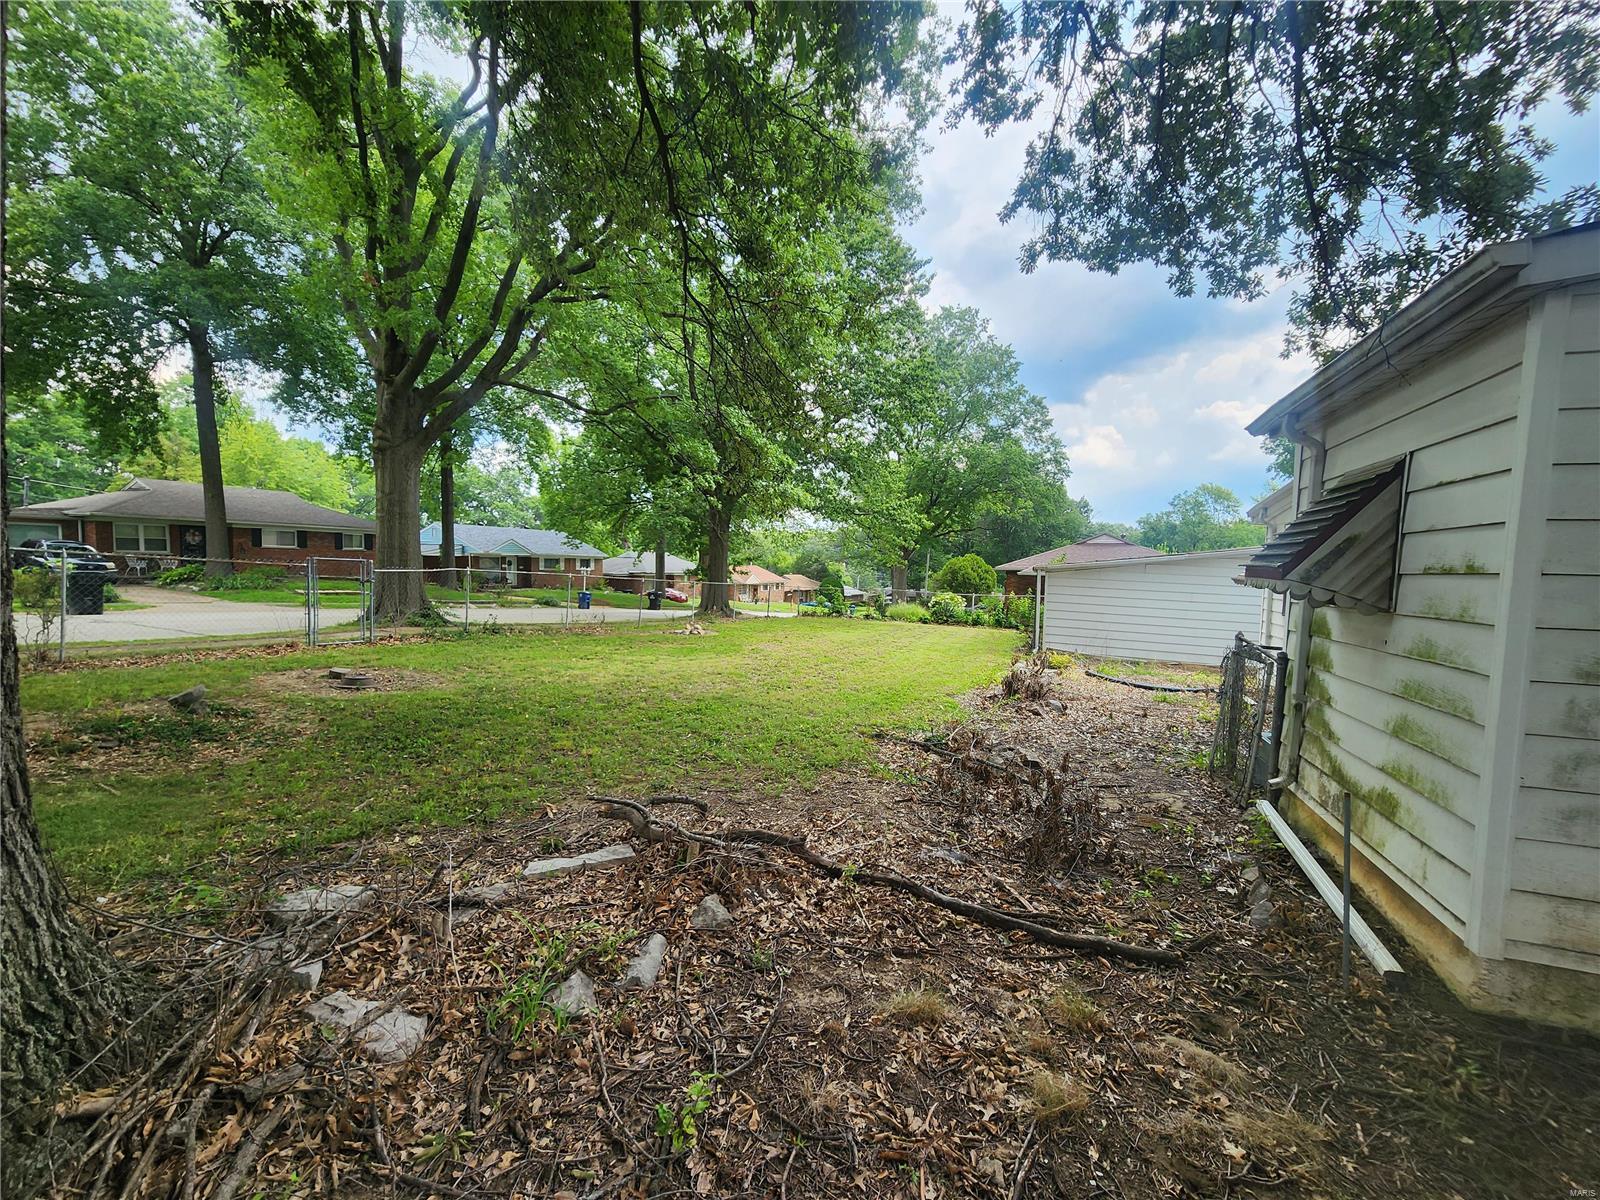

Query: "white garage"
(1033, 547), (1264, 665)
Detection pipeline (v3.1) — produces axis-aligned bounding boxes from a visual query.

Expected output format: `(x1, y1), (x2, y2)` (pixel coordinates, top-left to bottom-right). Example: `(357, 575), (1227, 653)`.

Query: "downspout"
(1282, 414), (1326, 509)
(1269, 414), (1326, 801)
(1032, 570), (1043, 651)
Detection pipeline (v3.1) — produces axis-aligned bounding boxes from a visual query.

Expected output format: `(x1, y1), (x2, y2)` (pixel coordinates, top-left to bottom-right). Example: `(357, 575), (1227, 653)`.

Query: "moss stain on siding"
(1421, 557), (1492, 575)
(1308, 639), (1334, 672)
(1386, 714), (1472, 772)
(1380, 757), (1454, 810)
(1560, 695), (1600, 738)
(1396, 678), (1477, 722)
(1405, 636), (1474, 670)
(1575, 656), (1600, 685)
(1548, 749), (1600, 791)
(1418, 596), (1484, 623)
(1302, 731), (1403, 845)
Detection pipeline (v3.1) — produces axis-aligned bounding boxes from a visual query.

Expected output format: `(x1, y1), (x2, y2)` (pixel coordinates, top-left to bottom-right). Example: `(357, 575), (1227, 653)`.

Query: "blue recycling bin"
(577, 590), (592, 610)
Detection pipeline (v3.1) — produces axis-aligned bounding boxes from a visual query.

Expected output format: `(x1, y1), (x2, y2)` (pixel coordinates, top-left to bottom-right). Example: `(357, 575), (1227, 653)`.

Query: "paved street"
(16, 586), (791, 647)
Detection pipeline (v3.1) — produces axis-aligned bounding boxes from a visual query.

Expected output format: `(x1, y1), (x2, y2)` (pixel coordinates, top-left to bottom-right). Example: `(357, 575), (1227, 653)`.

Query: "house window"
(338, 532), (365, 550)
(576, 557), (593, 571)
(263, 528), (298, 549)
(113, 522), (169, 552)
(540, 556), (562, 571)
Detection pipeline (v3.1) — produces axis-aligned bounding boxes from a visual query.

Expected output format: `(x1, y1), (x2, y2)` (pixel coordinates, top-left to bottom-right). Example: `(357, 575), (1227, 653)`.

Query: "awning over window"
(1237, 462), (1405, 612)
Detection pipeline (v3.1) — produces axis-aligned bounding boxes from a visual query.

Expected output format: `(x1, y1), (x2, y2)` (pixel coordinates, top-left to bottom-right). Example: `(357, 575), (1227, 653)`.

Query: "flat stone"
(522, 844), (635, 878)
(1249, 899), (1277, 930)
(267, 884), (374, 928)
(619, 934), (668, 990)
(168, 684), (207, 711)
(242, 936), (322, 990)
(926, 847), (974, 867)
(458, 881), (514, 906)
(1042, 699), (1066, 715)
(305, 990), (427, 1063)
(1248, 879), (1273, 906)
(690, 894), (734, 932)
(550, 969), (599, 1016)
(1240, 865), (1261, 885)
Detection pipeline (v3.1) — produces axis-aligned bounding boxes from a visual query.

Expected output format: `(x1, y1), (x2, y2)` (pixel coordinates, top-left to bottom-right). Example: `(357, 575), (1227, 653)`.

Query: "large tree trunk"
(437, 430), (457, 590)
(187, 323), (232, 577)
(653, 532), (667, 597)
(2, 420), (121, 1183)
(890, 555), (910, 600)
(372, 432), (429, 623)
(697, 503), (735, 618)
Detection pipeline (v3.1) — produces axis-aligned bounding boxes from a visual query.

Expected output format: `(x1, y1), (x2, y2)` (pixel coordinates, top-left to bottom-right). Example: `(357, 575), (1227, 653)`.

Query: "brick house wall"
(422, 553), (602, 589)
(78, 520), (372, 574)
(1003, 571), (1035, 597)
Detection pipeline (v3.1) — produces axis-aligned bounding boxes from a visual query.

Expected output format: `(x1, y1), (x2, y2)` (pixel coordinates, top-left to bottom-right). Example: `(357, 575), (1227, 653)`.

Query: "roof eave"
(1245, 243), (1534, 438)
(1036, 547), (1260, 572)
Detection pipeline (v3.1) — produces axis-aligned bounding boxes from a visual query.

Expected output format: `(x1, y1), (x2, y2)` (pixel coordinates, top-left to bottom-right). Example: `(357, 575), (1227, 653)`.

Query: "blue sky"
(900, 91), (1600, 525)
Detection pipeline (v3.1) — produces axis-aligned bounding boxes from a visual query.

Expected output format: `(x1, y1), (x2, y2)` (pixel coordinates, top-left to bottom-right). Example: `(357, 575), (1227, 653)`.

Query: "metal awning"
(1237, 461), (1405, 613)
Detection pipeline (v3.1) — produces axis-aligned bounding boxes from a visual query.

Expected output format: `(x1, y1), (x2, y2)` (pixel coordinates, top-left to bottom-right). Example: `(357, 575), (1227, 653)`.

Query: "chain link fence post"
(58, 547), (68, 663)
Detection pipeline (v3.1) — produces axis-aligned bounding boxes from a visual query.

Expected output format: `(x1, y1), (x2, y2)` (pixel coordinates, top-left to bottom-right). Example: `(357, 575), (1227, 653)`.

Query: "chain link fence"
(1208, 633), (1289, 805)
(12, 554), (1044, 660)
(11, 555), (813, 659)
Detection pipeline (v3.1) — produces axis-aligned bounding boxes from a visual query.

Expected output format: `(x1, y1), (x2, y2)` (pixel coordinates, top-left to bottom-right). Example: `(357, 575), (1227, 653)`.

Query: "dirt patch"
(250, 667), (448, 697)
(24, 697), (272, 782)
(30, 667), (1600, 1200)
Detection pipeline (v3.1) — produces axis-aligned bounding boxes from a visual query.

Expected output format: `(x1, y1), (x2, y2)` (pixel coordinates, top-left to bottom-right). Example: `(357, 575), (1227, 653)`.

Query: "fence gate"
(305, 557), (374, 646)
(1209, 633), (1289, 805)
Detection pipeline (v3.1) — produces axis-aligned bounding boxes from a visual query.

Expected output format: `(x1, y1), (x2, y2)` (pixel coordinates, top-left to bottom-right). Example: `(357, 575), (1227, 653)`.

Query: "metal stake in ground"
(1342, 790), (1353, 988)
(58, 547), (67, 662)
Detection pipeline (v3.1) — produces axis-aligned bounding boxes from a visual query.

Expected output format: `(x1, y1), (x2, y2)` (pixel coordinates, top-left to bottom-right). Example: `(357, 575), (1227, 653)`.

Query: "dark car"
(11, 539), (118, 574)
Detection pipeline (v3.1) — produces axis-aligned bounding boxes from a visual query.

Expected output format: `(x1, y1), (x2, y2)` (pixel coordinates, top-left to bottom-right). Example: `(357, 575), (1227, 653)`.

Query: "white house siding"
(1040, 553), (1261, 666)
(1292, 308), (1525, 937)
(1504, 286), (1600, 971)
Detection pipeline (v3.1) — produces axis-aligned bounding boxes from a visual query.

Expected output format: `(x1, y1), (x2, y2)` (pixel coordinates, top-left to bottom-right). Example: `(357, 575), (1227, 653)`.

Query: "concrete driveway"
(16, 585), (358, 645)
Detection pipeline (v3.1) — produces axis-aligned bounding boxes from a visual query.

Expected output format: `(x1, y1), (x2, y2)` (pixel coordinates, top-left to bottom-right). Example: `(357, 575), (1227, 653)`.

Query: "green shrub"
(885, 602), (928, 623)
(979, 594), (1035, 631)
(930, 553), (997, 597)
(927, 592), (969, 625)
(817, 567), (849, 616)
(154, 562), (205, 587)
(201, 565), (290, 592)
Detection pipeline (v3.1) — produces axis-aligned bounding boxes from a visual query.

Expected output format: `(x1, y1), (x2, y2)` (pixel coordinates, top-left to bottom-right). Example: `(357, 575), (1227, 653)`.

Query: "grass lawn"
(23, 619), (1018, 888)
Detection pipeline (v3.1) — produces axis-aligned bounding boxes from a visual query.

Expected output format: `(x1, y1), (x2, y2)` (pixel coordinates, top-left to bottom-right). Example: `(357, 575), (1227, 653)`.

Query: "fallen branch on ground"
(592, 796), (1184, 965)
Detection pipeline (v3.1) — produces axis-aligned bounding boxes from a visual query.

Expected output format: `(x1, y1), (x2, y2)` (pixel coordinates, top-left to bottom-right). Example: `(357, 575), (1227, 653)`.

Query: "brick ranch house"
(782, 573), (822, 602)
(8, 477), (374, 576)
(732, 564), (786, 602)
(996, 534), (1162, 595)
(601, 550), (698, 595)
(420, 523), (609, 588)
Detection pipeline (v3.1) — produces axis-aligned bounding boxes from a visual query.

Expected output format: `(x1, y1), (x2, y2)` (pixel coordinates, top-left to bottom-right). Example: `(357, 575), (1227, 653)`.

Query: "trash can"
(66, 572), (107, 615)
(647, 589), (662, 611)
(577, 590), (592, 610)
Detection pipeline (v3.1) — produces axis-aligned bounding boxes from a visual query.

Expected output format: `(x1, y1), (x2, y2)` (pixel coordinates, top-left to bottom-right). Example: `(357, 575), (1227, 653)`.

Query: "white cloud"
(1050, 327), (1313, 520)
(1062, 423), (1132, 470)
